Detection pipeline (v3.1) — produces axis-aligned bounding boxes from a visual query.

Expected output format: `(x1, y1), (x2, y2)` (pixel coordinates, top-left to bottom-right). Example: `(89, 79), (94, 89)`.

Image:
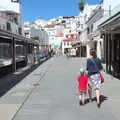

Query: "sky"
(21, 0), (101, 22)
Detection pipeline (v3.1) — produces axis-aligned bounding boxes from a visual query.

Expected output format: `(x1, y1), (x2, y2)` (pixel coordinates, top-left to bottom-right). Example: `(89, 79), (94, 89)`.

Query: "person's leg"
(79, 91), (83, 105)
(88, 84), (92, 102)
(79, 94), (82, 100)
(95, 88), (100, 107)
(82, 94), (85, 105)
(94, 74), (101, 107)
(79, 94), (82, 105)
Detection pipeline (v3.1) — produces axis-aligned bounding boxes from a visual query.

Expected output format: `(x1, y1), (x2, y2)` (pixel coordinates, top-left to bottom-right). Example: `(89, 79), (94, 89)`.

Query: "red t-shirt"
(78, 76), (88, 91)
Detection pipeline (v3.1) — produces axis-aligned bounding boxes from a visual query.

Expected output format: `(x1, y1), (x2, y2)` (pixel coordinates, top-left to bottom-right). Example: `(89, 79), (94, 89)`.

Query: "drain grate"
(34, 83), (39, 86)
(33, 73), (42, 76)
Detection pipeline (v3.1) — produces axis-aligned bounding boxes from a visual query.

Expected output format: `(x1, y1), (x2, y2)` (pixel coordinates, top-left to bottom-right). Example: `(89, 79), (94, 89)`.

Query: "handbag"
(91, 58), (104, 83)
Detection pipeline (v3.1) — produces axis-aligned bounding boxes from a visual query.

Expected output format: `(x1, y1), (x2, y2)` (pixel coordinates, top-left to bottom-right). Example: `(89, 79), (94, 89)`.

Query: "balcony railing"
(93, 4), (120, 31)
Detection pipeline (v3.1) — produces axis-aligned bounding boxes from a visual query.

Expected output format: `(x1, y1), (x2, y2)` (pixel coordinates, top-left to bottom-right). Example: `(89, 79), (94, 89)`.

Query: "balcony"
(93, 4), (120, 30)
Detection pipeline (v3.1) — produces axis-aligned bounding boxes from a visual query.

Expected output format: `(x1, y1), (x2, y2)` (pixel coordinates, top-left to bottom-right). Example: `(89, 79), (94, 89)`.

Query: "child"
(78, 68), (88, 105)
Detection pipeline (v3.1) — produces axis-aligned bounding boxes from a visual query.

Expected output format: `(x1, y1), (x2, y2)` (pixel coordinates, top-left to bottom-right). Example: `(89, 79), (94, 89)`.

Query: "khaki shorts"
(79, 91), (87, 96)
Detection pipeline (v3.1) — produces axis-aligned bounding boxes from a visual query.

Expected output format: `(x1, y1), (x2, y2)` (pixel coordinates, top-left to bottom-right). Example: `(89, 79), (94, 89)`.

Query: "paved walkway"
(0, 56), (120, 120)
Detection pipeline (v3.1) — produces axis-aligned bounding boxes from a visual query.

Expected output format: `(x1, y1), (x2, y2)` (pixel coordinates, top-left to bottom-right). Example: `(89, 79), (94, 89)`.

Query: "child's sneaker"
(79, 100), (85, 106)
(79, 100), (83, 105)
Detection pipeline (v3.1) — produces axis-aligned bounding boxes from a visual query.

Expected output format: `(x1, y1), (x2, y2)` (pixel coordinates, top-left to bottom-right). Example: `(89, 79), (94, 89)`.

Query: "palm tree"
(78, 0), (85, 12)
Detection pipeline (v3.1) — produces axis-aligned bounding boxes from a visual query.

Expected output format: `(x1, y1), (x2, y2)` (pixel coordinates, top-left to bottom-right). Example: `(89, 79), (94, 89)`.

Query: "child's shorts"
(79, 91), (87, 96)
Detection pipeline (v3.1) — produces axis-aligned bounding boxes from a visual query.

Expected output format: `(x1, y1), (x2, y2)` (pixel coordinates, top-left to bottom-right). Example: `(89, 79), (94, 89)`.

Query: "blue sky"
(21, 0), (101, 22)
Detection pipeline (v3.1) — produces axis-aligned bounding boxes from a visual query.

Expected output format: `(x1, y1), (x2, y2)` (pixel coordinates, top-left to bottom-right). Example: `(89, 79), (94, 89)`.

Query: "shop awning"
(56, 33), (64, 37)
(53, 45), (59, 49)
(63, 38), (76, 42)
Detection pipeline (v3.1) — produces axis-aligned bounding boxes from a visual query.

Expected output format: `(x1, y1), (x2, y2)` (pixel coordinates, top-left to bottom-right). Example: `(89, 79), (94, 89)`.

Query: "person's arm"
(86, 59), (89, 71)
(85, 59), (89, 76)
(86, 77), (88, 83)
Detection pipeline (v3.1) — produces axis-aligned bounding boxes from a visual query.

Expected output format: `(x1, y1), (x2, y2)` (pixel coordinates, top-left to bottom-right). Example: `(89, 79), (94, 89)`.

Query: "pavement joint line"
(12, 63), (52, 120)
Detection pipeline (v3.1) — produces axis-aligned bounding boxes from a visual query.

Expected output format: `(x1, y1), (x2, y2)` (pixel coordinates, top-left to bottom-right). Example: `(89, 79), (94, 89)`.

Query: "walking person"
(78, 68), (88, 106)
(85, 49), (103, 108)
(66, 49), (70, 59)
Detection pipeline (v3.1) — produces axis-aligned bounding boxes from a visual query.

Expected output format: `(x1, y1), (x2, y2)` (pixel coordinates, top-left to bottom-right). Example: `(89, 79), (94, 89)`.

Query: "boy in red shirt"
(78, 68), (88, 105)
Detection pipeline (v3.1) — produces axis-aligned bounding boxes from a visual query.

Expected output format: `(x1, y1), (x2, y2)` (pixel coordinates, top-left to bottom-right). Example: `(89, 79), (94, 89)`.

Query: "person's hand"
(85, 71), (88, 76)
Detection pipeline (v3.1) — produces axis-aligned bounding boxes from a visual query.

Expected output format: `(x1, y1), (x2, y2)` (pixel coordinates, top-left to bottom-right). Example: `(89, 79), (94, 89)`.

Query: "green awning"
(53, 45), (59, 49)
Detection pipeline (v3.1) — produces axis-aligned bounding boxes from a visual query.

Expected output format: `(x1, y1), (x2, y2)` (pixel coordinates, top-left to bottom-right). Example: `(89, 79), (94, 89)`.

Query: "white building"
(87, 0), (120, 60)
(103, 0), (120, 14)
(24, 16), (78, 51)
(77, 4), (101, 57)
(45, 25), (56, 47)
(78, 4), (98, 42)
(0, 0), (24, 35)
(62, 34), (77, 54)
(24, 25), (49, 45)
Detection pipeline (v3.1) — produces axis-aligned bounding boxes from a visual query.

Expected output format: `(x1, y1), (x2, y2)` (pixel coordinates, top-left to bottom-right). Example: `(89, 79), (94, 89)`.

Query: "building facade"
(0, 0), (24, 35)
(86, 3), (104, 59)
(81, 0), (120, 78)
(24, 25), (49, 46)
(75, 4), (98, 57)
(93, 3), (120, 78)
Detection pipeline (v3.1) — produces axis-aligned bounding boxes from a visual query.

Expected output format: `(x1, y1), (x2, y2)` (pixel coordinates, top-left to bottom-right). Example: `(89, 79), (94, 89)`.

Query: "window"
(81, 24), (83, 30)
(28, 44), (33, 53)
(69, 30), (71, 33)
(16, 45), (26, 60)
(0, 43), (12, 67)
(78, 32), (81, 35)
(6, 22), (11, 31)
(67, 42), (69, 46)
(0, 43), (12, 59)
(19, 27), (22, 35)
(91, 25), (93, 33)
(87, 28), (90, 35)
(64, 42), (66, 46)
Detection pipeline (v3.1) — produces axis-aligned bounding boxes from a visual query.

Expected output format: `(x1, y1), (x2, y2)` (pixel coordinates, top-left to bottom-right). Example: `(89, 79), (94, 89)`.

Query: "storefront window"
(16, 44), (25, 56)
(28, 44), (33, 53)
(0, 43), (12, 67)
(15, 44), (26, 62)
(0, 43), (12, 59)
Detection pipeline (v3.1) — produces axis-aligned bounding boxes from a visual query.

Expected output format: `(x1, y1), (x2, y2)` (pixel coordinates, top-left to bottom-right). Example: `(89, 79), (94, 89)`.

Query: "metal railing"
(93, 4), (120, 30)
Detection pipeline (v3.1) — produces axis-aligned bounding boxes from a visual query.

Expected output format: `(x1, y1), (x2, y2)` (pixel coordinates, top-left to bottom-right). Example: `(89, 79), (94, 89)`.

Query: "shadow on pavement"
(0, 57), (51, 98)
(85, 95), (108, 105)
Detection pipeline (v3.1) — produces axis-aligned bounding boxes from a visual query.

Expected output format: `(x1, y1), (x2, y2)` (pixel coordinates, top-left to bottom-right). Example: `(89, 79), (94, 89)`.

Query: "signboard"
(11, 0), (19, 3)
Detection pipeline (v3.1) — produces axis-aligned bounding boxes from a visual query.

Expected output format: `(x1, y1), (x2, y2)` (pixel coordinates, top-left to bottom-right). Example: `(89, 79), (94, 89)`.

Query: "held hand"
(85, 71), (88, 76)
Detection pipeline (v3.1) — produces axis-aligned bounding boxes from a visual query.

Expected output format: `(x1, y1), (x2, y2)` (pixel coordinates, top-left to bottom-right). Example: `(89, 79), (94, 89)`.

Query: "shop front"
(98, 13), (120, 78)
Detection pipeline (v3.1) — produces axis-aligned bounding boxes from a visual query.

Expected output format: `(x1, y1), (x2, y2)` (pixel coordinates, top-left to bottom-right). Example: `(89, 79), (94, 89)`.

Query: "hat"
(79, 68), (85, 75)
